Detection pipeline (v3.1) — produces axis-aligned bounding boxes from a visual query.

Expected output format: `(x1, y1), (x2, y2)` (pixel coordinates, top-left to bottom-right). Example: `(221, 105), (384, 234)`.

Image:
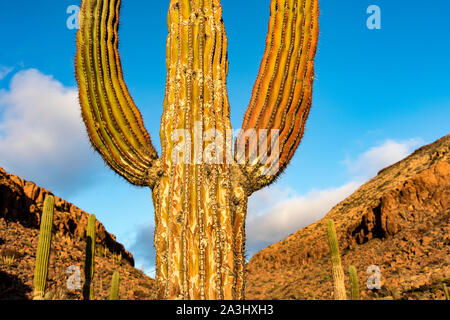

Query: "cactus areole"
(75, 0), (319, 300)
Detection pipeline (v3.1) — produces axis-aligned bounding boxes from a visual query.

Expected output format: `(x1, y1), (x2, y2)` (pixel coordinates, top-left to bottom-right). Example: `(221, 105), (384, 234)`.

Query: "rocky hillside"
(0, 167), (155, 300)
(245, 135), (450, 300)
(1, 135), (449, 300)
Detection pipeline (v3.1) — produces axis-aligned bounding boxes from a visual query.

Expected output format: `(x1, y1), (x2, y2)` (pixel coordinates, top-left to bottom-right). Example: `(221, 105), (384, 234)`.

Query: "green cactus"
(83, 214), (96, 300)
(103, 245), (109, 258)
(326, 219), (347, 300)
(33, 195), (55, 300)
(348, 265), (360, 300)
(113, 252), (122, 265)
(44, 292), (54, 300)
(444, 283), (449, 300)
(109, 272), (120, 300)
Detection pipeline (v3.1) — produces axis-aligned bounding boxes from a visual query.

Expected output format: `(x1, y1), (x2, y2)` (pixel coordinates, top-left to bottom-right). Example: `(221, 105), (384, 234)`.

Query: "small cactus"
(348, 265), (360, 300)
(103, 245), (109, 258)
(1, 255), (15, 267)
(83, 214), (96, 300)
(109, 272), (120, 300)
(326, 219), (347, 300)
(44, 292), (54, 300)
(444, 283), (449, 300)
(113, 252), (122, 265)
(33, 195), (55, 300)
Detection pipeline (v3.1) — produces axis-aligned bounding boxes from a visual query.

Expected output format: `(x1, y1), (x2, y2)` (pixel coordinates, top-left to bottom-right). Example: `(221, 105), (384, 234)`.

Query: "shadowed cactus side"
(83, 214), (96, 300)
(348, 265), (360, 300)
(326, 219), (347, 300)
(109, 272), (120, 300)
(33, 195), (55, 300)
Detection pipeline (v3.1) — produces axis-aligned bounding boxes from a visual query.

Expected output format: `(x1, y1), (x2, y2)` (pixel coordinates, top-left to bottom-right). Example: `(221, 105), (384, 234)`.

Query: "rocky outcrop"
(0, 167), (133, 265)
(246, 135), (450, 300)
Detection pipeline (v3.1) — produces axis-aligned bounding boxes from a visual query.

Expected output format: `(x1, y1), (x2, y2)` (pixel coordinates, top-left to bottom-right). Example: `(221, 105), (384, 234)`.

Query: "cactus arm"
(33, 195), (55, 300)
(236, 0), (319, 191)
(75, 0), (160, 187)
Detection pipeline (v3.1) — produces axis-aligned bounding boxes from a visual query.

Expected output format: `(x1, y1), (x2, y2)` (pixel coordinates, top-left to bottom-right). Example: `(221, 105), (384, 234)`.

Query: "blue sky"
(0, 0), (449, 275)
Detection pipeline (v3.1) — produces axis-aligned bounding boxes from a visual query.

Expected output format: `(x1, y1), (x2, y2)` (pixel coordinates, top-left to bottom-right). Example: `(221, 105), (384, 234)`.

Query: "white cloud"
(0, 65), (14, 80)
(246, 138), (423, 255)
(246, 182), (361, 255)
(343, 138), (424, 179)
(129, 223), (157, 277)
(0, 69), (101, 195)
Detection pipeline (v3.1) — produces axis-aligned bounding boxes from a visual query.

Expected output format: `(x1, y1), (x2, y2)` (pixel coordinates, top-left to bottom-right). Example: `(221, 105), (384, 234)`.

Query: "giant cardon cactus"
(75, 0), (319, 300)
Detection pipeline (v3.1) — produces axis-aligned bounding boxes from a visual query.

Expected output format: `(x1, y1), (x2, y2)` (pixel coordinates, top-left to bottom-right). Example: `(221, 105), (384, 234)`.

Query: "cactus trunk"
(153, 171), (247, 300)
(75, 0), (319, 300)
(33, 195), (55, 300)
(151, 0), (247, 300)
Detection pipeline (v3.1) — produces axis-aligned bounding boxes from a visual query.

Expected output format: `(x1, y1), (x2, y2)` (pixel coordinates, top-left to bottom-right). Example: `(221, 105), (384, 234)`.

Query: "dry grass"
(1, 254), (16, 267)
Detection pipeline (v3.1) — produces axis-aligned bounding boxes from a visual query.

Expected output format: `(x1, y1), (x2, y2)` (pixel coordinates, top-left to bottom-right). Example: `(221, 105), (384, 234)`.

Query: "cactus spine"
(84, 214), (96, 300)
(326, 219), (347, 300)
(348, 265), (360, 300)
(75, 0), (319, 300)
(33, 195), (55, 300)
(109, 272), (120, 300)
